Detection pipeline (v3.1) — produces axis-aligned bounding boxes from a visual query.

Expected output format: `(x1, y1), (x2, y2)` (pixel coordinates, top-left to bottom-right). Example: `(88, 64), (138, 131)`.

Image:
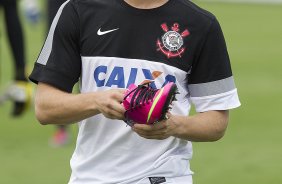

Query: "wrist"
(88, 92), (101, 115)
(169, 115), (186, 139)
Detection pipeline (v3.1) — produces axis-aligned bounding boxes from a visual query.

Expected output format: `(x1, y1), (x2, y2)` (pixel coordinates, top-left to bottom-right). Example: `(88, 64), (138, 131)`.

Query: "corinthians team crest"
(157, 23), (190, 58)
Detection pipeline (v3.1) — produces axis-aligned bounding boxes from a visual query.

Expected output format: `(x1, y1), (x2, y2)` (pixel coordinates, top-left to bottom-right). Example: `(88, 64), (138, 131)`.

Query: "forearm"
(132, 110), (229, 142)
(172, 111), (229, 142)
(35, 83), (100, 125)
(35, 83), (125, 125)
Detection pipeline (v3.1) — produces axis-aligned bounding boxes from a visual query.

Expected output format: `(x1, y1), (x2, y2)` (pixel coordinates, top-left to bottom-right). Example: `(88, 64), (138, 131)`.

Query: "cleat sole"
(159, 83), (178, 121)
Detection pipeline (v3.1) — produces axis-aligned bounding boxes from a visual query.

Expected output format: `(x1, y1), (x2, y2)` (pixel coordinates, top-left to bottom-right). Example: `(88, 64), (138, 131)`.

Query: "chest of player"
(79, 11), (202, 73)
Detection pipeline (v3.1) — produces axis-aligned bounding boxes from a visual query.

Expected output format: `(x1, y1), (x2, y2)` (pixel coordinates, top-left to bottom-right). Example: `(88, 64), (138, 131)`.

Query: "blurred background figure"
(47, 0), (70, 147)
(21, 0), (40, 24)
(0, 0), (39, 116)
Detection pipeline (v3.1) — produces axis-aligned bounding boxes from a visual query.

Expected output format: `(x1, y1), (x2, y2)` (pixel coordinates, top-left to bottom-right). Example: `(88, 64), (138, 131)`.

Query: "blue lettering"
(162, 75), (176, 87)
(106, 67), (125, 88)
(94, 66), (176, 89)
(94, 65), (107, 87)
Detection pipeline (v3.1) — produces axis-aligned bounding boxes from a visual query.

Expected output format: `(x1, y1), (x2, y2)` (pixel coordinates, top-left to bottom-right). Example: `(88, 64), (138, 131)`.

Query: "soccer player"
(29, 0), (241, 183)
(0, 0), (32, 116)
(47, 0), (70, 147)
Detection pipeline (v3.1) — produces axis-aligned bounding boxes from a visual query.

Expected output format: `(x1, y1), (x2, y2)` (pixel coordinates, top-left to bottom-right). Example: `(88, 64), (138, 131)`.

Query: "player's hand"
(94, 89), (126, 120)
(132, 113), (179, 140)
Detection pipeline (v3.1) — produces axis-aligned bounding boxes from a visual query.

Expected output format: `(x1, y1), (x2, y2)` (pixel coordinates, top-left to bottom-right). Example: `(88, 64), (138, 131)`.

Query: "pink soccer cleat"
(122, 82), (178, 126)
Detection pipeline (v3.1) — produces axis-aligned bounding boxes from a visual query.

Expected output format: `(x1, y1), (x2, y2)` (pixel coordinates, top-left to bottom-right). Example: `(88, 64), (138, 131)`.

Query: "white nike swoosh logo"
(97, 28), (119, 36)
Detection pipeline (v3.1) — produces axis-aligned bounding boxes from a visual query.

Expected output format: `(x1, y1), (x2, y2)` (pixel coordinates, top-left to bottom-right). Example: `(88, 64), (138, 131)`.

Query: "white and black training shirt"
(29, 0), (241, 183)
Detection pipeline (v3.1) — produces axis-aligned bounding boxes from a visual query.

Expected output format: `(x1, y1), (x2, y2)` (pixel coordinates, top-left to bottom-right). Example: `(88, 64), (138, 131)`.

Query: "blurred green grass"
(0, 5), (76, 184)
(0, 2), (282, 184)
(191, 2), (282, 184)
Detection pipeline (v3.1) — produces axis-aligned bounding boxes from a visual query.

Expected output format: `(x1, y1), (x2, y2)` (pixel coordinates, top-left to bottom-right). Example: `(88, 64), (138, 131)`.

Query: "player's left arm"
(132, 110), (228, 141)
(133, 17), (239, 142)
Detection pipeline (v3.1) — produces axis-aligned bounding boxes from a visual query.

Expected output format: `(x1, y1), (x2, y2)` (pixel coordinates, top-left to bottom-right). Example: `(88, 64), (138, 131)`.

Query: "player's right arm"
(28, 1), (126, 125)
(35, 82), (125, 125)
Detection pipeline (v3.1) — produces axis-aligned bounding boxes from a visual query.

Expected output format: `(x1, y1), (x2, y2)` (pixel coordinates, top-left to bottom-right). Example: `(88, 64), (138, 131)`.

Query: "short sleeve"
(29, 0), (81, 93)
(188, 18), (240, 112)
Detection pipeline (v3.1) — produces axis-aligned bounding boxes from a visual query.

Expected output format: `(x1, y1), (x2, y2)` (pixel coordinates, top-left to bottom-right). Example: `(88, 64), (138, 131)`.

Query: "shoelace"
(123, 82), (157, 110)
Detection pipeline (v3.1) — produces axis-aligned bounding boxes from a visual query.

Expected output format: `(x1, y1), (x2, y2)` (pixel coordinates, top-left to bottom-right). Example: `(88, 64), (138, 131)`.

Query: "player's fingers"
(133, 124), (154, 131)
(152, 121), (169, 130)
(132, 127), (168, 136)
(135, 132), (169, 140)
(111, 101), (126, 114)
(105, 95), (125, 111)
(105, 108), (124, 120)
(102, 100), (125, 119)
(111, 89), (126, 102)
(133, 122), (167, 131)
